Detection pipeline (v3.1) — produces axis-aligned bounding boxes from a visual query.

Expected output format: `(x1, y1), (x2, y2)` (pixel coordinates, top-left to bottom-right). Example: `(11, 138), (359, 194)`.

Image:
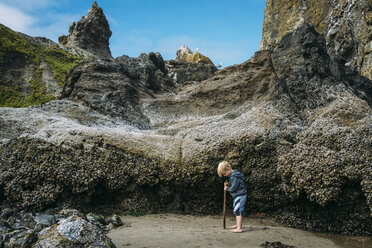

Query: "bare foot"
(231, 229), (243, 233)
(229, 225), (237, 229)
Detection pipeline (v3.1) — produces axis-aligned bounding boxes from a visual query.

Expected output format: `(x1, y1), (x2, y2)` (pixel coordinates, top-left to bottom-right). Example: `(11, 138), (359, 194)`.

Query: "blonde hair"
(217, 161), (231, 177)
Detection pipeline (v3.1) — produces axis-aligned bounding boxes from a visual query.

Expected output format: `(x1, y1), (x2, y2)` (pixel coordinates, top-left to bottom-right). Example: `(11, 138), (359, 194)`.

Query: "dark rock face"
(59, 1), (112, 59)
(0, 51), (34, 94)
(261, 0), (372, 80)
(271, 24), (372, 108)
(143, 50), (277, 126)
(0, 136), (218, 216)
(61, 52), (174, 129)
(116, 52), (173, 93)
(166, 59), (217, 85)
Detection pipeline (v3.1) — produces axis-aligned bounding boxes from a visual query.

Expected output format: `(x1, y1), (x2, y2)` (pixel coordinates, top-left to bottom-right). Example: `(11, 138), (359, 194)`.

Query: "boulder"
(104, 215), (123, 227)
(6, 229), (36, 248)
(33, 215), (115, 248)
(34, 214), (56, 231)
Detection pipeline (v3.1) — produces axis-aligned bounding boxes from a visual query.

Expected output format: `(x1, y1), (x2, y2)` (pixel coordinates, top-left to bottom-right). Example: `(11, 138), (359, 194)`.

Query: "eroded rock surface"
(58, 1), (112, 59)
(34, 215), (115, 248)
(0, 208), (119, 248)
(166, 59), (217, 85)
(261, 0), (372, 80)
(61, 52), (174, 129)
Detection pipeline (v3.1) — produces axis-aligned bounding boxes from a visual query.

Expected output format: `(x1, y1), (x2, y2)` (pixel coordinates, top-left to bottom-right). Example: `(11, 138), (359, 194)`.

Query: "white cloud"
(0, 1), (82, 43)
(0, 3), (35, 32)
(0, 0), (57, 11)
(25, 10), (82, 42)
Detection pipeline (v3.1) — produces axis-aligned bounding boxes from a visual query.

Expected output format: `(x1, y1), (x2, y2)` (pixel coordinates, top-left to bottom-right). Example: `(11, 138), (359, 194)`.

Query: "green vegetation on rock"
(0, 69), (55, 107)
(0, 85), (25, 107)
(41, 46), (82, 87)
(178, 52), (214, 65)
(0, 25), (41, 64)
(0, 24), (81, 107)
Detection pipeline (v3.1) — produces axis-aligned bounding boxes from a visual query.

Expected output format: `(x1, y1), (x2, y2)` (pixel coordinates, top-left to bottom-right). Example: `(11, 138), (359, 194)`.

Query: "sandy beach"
(107, 214), (372, 248)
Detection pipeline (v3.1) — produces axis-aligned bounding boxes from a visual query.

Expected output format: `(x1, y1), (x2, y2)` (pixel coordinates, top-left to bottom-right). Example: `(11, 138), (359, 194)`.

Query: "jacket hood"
(230, 170), (244, 180)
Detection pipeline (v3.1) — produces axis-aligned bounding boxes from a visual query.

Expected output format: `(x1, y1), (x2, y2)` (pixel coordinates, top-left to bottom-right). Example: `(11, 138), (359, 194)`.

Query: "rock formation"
(33, 215), (115, 247)
(261, 0), (372, 80)
(58, 1), (112, 59)
(0, 208), (118, 248)
(166, 46), (217, 85)
(61, 52), (174, 129)
(176, 45), (215, 65)
(0, 1), (372, 244)
(0, 24), (81, 107)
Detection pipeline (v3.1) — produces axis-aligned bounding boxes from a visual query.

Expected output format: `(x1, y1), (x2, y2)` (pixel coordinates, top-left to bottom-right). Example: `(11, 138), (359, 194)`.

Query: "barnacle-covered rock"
(33, 215), (115, 248)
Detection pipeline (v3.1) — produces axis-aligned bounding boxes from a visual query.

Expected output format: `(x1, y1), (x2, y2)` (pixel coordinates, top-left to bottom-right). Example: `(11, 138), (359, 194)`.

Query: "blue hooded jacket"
(226, 170), (247, 198)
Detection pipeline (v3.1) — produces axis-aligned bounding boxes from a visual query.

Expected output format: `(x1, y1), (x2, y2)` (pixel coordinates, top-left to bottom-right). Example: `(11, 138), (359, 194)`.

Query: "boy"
(217, 161), (247, 233)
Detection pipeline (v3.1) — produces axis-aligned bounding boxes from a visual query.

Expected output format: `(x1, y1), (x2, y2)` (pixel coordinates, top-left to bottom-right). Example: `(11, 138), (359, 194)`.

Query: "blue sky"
(0, 0), (266, 67)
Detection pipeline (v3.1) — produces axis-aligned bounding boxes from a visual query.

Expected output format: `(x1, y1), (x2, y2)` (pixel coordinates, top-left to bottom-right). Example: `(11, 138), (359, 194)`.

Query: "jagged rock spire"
(92, 1), (98, 8)
(59, 1), (112, 59)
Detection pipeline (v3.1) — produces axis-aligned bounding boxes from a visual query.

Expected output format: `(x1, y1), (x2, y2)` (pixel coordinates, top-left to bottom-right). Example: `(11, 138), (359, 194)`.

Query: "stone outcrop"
(261, 0), (372, 80)
(176, 45), (215, 65)
(61, 52), (174, 129)
(166, 59), (217, 85)
(58, 1), (112, 59)
(165, 45), (218, 85)
(0, 207), (118, 248)
(34, 215), (115, 248)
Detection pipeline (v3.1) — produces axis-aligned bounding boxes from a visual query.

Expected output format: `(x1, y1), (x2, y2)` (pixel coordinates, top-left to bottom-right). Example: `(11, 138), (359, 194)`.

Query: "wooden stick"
(223, 181), (227, 229)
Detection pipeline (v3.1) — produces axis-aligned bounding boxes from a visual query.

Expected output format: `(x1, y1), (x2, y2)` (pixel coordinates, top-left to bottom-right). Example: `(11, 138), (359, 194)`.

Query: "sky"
(0, 0), (267, 67)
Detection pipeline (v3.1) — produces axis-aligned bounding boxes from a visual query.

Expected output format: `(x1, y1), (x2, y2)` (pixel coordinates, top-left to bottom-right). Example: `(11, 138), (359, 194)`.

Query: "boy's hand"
(224, 181), (228, 191)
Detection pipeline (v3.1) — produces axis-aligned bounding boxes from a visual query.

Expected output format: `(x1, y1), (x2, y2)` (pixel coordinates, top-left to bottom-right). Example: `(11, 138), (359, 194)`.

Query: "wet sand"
(108, 214), (372, 248)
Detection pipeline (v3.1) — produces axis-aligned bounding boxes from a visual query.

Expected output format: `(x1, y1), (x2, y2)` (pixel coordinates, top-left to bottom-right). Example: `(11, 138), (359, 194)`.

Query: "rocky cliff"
(261, 0), (372, 80)
(166, 46), (217, 85)
(58, 1), (112, 59)
(0, 25), (82, 107)
(0, 1), (372, 246)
